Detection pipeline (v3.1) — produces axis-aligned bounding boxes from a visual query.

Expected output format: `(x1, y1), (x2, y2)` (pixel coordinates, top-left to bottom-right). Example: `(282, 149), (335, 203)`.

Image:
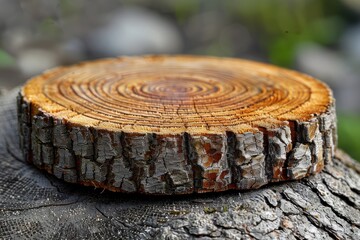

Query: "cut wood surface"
(17, 56), (337, 194)
(1, 89), (360, 239)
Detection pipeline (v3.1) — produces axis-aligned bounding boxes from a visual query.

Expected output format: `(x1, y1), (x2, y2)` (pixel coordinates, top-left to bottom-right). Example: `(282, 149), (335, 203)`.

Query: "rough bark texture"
(17, 56), (336, 194)
(3, 88), (360, 239)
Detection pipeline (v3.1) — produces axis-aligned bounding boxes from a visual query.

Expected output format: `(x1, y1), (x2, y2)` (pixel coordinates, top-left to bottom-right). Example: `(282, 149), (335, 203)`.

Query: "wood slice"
(17, 55), (337, 194)
(2, 89), (359, 239)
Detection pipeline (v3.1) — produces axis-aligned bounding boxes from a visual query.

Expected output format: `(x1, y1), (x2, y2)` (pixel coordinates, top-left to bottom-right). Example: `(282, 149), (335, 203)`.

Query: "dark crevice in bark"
(306, 218), (339, 240)
(350, 187), (360, 195)
(323, 168), (340, 180)
(324, 167), (360, 195)
(303, 179), (358, 228)
(321, 176), (358, 209)
(0, 197), (81, 212)
(259, 127), (272, 182)
(293, 234), (302, 240)
(263, 196), (277, 209)
(95, 205), (109, 219)
(281, 190), (340, 240)
(226, 131), (237, 186)
(183, 132), (201, 192)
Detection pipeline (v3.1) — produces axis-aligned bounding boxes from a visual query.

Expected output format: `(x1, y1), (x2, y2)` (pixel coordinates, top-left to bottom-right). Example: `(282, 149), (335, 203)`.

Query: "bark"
(1, 89), (359, 239)
(17, 56), (336, 194)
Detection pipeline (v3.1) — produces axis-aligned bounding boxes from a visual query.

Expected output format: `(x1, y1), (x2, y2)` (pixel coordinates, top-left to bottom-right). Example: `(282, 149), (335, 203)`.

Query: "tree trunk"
(1, 88), (359, 239)
(17, 56), (336, 195)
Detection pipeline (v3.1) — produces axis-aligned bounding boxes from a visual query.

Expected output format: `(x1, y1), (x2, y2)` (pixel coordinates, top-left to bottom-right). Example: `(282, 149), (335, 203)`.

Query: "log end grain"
(17, 55), (337, 194)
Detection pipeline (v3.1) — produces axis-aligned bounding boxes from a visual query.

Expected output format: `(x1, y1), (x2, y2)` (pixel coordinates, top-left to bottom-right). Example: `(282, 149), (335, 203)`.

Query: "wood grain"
(2, 88), (359, 239)
(17, 55), (337, 194)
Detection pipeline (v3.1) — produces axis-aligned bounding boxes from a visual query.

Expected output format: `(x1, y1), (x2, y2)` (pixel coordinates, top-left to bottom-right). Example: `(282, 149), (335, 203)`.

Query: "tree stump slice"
(1, 88), (359, 239)
(17, 56), (337, 195)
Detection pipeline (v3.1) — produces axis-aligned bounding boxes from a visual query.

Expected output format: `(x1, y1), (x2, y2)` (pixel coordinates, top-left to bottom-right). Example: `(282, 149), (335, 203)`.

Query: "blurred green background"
(0, 0), (359, 160)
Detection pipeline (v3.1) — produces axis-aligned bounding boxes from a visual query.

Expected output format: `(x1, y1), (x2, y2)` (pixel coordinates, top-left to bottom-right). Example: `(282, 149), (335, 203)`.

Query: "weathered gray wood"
(1, 89), (360, 239)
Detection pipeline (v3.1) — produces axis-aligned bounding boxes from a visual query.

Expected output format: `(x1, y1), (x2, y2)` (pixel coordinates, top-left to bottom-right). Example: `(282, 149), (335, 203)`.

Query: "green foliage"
(0, 49), (15, 68)
(38, 17), (61, 37)
(338, 115), (360, 161)
(226, 0), (345, 67)
(59, 0), (78, 16)
(171, 0), (200, 23)
(268, 16), (344, 66)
